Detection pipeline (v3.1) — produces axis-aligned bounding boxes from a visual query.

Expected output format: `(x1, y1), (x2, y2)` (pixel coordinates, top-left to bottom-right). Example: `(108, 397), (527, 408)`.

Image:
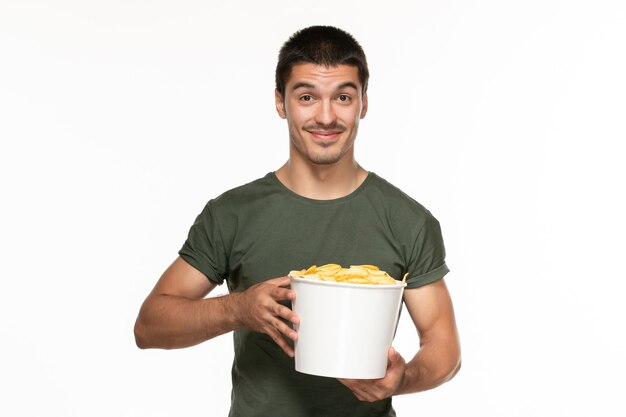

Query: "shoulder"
(365, 173), (433, 226)
(208, 173), (278, 211)
(190, 174), (280, 239)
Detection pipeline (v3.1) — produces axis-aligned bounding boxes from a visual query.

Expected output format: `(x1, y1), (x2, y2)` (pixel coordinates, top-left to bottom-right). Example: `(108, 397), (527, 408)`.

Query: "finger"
(337, 379), (371, 402)
(274, 304), (299, 325)
(265, 326), (295, 357)
(387, 346), (397, 365)
(353, 392), (368, 402)
(357, 388), (380, 403)
(388, 346), (404, 365)
(270, 317), (298, 340)
(266, 276), (292, 287)
(360, 391), (375, 402)
(337, 378), (365, 392)
(271, 286), (296, 301)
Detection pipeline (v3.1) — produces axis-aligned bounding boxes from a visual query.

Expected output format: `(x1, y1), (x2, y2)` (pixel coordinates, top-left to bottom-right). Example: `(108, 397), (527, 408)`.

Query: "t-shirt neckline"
(267, 171), (375, 205)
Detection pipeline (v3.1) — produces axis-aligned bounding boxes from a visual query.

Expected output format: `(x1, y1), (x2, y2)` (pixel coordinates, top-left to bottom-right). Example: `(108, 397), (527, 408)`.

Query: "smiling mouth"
(305, 125), (346, 142)
(309, 130), (341, 138)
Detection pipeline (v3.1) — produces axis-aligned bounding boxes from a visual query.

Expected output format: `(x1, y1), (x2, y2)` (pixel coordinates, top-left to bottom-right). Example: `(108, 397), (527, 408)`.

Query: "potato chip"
(289, 269), (306, 278)
(289, 263), (403, 285)
(351, 264), (380, 271)
(318, 263), (342, 271)
(346, 277), (371, 284)
(320, 275), (337, 281)
(317, 264), (342, 277)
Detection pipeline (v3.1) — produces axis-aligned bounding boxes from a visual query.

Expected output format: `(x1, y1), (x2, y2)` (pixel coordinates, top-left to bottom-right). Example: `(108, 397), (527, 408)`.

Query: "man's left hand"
(337, 347), (407, 402)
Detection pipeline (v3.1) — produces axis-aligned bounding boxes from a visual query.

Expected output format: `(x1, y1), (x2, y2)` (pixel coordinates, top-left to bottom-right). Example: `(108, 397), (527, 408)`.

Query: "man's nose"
(315, 100), (337, 126)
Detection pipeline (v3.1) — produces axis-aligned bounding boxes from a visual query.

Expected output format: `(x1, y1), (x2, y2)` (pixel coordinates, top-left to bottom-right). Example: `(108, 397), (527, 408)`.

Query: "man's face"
(275, 63), (368, 166)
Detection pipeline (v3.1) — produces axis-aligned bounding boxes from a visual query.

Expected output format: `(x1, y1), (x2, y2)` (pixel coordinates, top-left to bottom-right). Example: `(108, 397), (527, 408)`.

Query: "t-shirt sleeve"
(178, 201), (229, 285)
(404, 211), (449, 289)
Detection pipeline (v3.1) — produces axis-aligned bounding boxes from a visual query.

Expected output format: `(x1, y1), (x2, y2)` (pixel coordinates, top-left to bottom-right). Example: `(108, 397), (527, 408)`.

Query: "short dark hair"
(275, 26), (369, 97)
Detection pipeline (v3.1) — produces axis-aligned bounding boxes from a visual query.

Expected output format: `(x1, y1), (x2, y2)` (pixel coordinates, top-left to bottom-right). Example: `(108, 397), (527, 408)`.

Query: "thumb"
(388, 346), (399, 362)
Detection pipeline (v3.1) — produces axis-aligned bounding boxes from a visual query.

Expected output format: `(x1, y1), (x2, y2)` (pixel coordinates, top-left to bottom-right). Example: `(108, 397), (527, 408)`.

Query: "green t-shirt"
(179, 172), (449, 417)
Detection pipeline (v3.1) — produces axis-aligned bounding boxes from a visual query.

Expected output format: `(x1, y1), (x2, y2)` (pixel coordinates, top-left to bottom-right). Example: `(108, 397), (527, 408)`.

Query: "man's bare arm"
(396, 278), (461, 393)
(134, 257), (299, 355)
(338, 277), (460, 401)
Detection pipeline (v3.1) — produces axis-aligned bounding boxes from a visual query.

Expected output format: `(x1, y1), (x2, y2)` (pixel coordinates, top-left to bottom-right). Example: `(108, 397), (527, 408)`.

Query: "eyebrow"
(291, 81), (359, 91)
(337, 81), (359, 91)
(291, 82), (315, 91)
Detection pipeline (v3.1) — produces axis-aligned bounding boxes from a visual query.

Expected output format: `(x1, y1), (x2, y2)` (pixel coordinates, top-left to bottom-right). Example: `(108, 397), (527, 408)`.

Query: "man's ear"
(275, 89), (287, 119)
(360, 91), (368, 119)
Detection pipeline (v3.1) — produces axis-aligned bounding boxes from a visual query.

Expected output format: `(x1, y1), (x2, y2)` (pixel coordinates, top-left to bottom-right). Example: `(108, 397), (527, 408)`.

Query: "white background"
(1, 1), (625, 416)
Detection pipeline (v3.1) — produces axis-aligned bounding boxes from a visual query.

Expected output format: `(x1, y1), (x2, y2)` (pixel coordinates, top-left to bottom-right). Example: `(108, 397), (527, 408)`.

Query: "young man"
(134, 26), (461, 416)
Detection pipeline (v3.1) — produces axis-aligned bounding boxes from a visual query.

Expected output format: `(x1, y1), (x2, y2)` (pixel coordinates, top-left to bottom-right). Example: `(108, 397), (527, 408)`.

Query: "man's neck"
(275, 157), (368, 200)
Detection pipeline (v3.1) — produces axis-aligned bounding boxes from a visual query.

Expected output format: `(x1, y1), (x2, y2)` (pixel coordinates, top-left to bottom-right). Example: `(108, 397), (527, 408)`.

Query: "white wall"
(1, 1), (624, 416)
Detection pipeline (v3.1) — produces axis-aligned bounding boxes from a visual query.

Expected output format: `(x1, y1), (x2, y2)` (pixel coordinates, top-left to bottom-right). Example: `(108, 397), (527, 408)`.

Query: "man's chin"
(307, 145), (355, 165)
(308, 153), (343, 165)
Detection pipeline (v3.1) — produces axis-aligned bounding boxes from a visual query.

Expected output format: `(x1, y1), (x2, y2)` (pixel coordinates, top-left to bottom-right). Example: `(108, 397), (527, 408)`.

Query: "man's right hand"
(233, 276), (299, 357)
(135, 259), (299, 355)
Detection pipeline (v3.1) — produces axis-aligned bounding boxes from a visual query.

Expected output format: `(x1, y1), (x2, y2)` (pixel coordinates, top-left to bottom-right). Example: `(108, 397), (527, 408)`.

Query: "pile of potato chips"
(289, 264), (407, 285)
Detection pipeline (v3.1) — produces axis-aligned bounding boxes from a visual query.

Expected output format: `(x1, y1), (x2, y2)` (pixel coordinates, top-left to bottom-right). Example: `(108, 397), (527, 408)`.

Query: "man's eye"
(300, 95), (313, 102)
(338, 94), (351, 102)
